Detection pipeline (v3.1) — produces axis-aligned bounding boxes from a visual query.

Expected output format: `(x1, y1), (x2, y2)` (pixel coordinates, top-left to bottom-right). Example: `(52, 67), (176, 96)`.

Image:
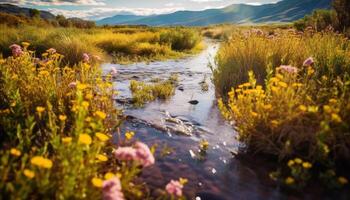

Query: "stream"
(101, 40), (333, 200)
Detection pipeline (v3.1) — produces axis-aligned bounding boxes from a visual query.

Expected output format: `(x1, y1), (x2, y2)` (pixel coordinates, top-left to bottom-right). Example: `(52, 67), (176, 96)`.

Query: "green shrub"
(160, 28), (201, 51)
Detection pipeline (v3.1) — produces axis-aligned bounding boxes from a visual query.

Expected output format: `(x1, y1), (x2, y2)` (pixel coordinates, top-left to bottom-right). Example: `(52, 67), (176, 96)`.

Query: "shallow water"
(102, 40), (345, 200)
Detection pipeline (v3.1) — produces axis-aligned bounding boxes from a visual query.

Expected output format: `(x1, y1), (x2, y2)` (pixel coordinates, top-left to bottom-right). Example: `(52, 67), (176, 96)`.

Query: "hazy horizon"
(0, 0), (280, 20)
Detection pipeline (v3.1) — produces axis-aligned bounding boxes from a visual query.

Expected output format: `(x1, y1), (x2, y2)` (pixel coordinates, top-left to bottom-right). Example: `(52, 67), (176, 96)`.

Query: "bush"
(293, 9), (339, 31)
(160, 28), (201, 51)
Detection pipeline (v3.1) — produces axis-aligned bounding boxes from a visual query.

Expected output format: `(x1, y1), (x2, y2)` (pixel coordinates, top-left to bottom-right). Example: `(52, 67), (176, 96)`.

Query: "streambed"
(102, 40), (332, 200)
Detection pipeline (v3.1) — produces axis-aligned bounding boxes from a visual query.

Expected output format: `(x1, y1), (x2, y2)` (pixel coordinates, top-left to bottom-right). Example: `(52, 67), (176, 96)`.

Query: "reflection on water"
(102, 40), (342, 200)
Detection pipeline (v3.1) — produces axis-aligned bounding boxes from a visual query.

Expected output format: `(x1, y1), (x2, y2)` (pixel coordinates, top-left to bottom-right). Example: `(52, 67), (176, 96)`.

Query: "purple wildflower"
(165, 180), (183, 197)
(303, 57), (314, 66)
(9, 44), (23, 57)
(102, 178), (125, 200)
(82, 53), (90, 62)
(279, 65), (298, 74)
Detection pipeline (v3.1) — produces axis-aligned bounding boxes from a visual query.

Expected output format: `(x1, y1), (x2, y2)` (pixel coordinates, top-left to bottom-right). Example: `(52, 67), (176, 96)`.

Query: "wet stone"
(189, 100), (199, 105)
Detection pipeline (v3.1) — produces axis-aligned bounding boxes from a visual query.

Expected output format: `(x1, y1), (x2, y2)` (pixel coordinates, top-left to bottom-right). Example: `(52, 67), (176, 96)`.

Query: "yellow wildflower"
(85, 117), (92, 122)
(82, 101), (89, 109)
(179, 177), (188, 185)
(323, 105), (332, 114)
(331, 113), (342, 123)
(23, 169), (35, 179)
(36, 106), (45, 113)
(338, 177), (348, 185)
(263, 104), (272, 110)
(104, 172), (115, 180)
(96, 132), (109, 142)
(278, 81), (288, 88)
(329, 99), (337, 104)
(85, 93), (93, 100)
(94, 111), (106, 119)
(276, 74), (284, 80)
(294, 158), (302, 164)
(125, 131), (135, 140)
(285, 177), (295, 185)
(39, 70), (49, 76)
(302, 162), (312, 169)
(77, 83), (88, 90)
(271, 120), (279, 127)
(298, 105), (307, 112)
(30, 156), (53, 169)
(78, 134), (92, 145)
(62, 137), (72, 144)
(96, 154), (108, 162)
(250, 111), (259, 117)
(91, 177), (103, 188)
(243, 82), (251, 87)
(10, 148), (21, 157)
(21, 42), (30, 48)
(59, 115), (67, 121)
(287, 160), (295, 167)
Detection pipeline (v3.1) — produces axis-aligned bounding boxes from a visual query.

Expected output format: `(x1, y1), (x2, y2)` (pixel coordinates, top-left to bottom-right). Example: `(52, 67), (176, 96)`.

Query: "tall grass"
(216, 28), (350, 189)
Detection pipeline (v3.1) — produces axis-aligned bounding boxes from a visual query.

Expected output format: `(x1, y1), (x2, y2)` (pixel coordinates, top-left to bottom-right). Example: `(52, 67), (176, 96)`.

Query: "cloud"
(48, 6), (186, 20)
(0, 0), (105, 6)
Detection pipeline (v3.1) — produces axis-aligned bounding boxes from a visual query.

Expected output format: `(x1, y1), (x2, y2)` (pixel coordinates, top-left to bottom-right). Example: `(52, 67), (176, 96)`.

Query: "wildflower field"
(215, 28), (350, 189)
(0, 44), (187, 199)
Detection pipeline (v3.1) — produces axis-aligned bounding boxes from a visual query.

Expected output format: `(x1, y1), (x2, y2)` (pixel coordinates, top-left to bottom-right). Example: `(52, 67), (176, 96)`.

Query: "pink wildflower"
(114, 147), (137, 161)
(165, 180), (183, 197)
(9, 44), (23, 57)
(110, 67), (118, 77)
(82, 53), (90, 62)
(303, 57), (314, 66)
(102, 177), (125, 200)
(134, 142), (155, 167)
(47, 48), (56, 54)
(279, 65), (298, 74)
(68, 82), (77, 88)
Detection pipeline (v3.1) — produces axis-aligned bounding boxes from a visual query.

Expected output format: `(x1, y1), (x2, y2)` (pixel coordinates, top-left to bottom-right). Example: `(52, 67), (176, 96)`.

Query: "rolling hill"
(0, 3), (55, 19)
(97, 0), (332, 26)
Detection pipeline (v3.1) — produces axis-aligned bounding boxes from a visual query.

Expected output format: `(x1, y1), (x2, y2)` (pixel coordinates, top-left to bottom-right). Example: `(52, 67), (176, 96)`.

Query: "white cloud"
(1, 0), (105, 6)
(48, 6), (186, 20)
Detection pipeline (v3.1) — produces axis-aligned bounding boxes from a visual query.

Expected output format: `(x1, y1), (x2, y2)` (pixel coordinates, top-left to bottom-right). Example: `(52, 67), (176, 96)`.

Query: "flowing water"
(102, 40), (340, 200)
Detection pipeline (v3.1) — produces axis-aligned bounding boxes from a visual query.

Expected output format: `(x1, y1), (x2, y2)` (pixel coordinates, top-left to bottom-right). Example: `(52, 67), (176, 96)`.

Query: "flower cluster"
(9, 44), (23, 57)
(114, 141), (155, 167)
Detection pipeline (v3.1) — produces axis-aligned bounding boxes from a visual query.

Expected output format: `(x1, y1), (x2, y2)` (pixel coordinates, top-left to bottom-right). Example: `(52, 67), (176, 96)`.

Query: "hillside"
(0, 3), (55, 19)
(97, 0), (332, 26)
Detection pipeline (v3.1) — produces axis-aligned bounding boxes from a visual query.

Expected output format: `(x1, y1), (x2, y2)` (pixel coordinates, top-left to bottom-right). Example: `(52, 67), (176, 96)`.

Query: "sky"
(1, 0), (280, 20)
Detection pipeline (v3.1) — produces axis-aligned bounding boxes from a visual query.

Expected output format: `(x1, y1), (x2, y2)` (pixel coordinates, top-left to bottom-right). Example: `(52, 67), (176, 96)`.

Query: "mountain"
(0, 3), (55, 19)
(97, 0), (332, 26)
(96, 15), (146, 25)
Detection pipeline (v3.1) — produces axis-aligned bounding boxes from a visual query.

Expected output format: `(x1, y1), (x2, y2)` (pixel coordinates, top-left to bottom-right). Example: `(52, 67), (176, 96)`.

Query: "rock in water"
(188, 100), (199, 105)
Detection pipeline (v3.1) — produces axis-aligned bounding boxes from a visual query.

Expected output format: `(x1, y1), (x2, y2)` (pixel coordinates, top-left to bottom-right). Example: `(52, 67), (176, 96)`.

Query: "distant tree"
(333, 0), (350, 30)
(29, 9), (40, 18)
(56, 15), (71, 27)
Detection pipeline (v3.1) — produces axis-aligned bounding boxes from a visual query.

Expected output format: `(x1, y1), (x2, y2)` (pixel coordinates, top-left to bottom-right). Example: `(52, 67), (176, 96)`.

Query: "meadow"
(0, 25), (202, 65)
(214, 27), (350, 189)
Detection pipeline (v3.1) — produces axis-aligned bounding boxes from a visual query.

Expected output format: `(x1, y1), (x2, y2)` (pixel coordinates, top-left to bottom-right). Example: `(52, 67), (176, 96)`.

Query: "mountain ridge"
(97, 0), (332, 26)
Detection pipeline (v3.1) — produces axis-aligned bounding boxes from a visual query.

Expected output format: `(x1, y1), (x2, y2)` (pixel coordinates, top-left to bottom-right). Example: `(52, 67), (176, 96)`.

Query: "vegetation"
(0, 25), (202, 65)
(0, 43), (188, 199)
(215, 28), (350, 189)
(130, 74), (178, 106)
(0, 12), (95, 29)
(294, 0), (350, 36)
